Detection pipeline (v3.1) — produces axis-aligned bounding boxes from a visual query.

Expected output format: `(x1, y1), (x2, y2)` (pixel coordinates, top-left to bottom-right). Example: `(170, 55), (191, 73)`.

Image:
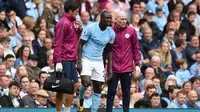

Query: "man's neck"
(99, 22), (107, 31)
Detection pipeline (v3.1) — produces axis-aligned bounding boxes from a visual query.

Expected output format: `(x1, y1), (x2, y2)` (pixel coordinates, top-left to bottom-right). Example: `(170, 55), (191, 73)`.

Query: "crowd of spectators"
(0, 0), (200, 109)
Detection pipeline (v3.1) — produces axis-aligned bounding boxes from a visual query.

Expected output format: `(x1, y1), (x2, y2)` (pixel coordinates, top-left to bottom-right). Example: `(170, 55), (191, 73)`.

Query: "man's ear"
(68, 10), (73, 15)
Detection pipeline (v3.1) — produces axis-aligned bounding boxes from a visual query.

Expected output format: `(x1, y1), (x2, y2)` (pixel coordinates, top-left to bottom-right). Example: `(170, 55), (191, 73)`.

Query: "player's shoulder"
(86, 22), (98, 29)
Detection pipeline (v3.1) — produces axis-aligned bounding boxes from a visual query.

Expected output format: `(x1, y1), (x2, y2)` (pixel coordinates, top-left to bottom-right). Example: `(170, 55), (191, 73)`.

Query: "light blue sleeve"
(190, 64), (196, 77)
(9, 37), (17, 51)
(175, 71), (182, 87)
(109, 29), (115, 44)
(81, 26), (91, 41)
(164, 4), (169, 16)
(146, 2), (154, 14)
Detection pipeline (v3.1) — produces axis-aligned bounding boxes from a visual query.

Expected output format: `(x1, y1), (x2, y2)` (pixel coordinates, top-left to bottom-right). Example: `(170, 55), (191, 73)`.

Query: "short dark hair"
(6, 9), (15, 14)
(3, 54), (15, 61)
(150, 93), (160, 99)
(9, 81), (20, 89)
(189, 77), (199, 84)
(168, 85), (178, 93)
(134, 100), (150, 108)
(195, 49), (200, 55)
(176, 91), (185, 97)
(152, 76), (160, 81)
(100, 10), (111, 19)
(138, 18), (148, 25)
(39, 71), (48, 78)
(176, 58), (187, 68)
(146, 84), (156, 91)
(0, 37), (10, 43)
(178, 29), (186, 36)
(187, 11), (196, 17)
(175, 39), (185, 47)
(64, 0), (80, 13)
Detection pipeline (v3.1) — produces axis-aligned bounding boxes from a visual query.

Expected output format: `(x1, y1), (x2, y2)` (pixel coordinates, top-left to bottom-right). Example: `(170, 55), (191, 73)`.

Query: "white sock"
(64, 107), (70, 112)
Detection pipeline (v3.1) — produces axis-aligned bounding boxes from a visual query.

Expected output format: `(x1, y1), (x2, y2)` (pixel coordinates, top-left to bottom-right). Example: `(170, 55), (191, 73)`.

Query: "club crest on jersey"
(83, 30), (87, 35)
(125, 33), (130, 38)
(105, 37), (109, 42)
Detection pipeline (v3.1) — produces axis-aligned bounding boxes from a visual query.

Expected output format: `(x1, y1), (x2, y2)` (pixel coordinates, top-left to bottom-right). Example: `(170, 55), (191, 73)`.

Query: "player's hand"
(77, 62), (82, 74)
(56, 63), (63, 72)
(75, 20), (82, 31)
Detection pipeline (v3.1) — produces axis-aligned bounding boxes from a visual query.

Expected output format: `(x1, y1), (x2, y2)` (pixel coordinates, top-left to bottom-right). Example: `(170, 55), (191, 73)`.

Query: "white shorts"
(81, 59), (105, 82)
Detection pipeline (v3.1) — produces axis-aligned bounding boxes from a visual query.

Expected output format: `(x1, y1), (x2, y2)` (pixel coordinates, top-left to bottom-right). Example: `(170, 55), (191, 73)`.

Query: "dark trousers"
(106, 72), (132, 112)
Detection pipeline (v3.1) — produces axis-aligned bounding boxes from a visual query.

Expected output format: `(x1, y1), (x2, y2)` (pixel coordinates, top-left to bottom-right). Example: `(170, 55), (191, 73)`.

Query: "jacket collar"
(63, 13), (76, 22)
(113, 23), (127, 32)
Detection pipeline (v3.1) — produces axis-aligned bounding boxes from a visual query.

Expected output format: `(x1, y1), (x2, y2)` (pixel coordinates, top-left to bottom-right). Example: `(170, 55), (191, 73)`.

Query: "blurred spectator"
(41, 0), (63, 31)
(32, 29), (48, 55)
(142, 84), (156, 101)
(163, 29), (176, 50)
(175, 58), (191, 87)
(152, 76), (162, 94)
(8, 0), (27, 19)
(150, 93), (162, 108)
(15, 24), (27, 43)
(153, 7), (167, 31)
(0, 37), (15, 57)
(185, 90), (200, 108)
(0, 75), (9, 96)
(170, 39), (187, 72)
(37, 38), (53, 68)
(89, 2), (101, 22)
(81, 11), (93, 30)
(41, 54), (54, 73)
(131, 1), (141, 14)
(162, 86), (180, 106)
(113, 95), (122, 108)
(187, 3), (200, 33)
(23, 16), (36, 40)
(83, 86), (92, 108)
(34, 89), (49, 108)
(0, 10), (8, 29)
(140, 67), (155, 92)
(14, 65), (28, 84)
(167, 91), (187, 108)
(179, 11), (197, 41)
(169, 10), (181, 30)
(19, 76), (30, 98)
(146, 0), (169, 16)
(130, 13), (141, 40)
(77, 0), (92, 15)
(3, 54), (16, 79)
(14, 45), (31, 68)
(6, 9), (23, 30)
(0, 44), (4, 61)
(16, 35), (34, 59)
(25, 54), (41, 81)
(149, 40), (173, 75)
(38, 71), (48, 89)
(140, 2), (146, 16)
(195, 87), (200, 106)
(0, 62), (6, 76)
(0, 27), (18, 52)
(189, 77), (200, 89)
(174, 1), (185, 20)
(0, 81), (24, 107)
(99, 94), (107, 108)
(26, 0), (44, 19)
(182, 81), (193, 95)
(22, 81), (39, 107)
(34, 18), (50, 36)
(177, 30), (187, 41)
(139, 27), (160, 61)
(47, 91), (56, 107)
(190, 50), (200, 78)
